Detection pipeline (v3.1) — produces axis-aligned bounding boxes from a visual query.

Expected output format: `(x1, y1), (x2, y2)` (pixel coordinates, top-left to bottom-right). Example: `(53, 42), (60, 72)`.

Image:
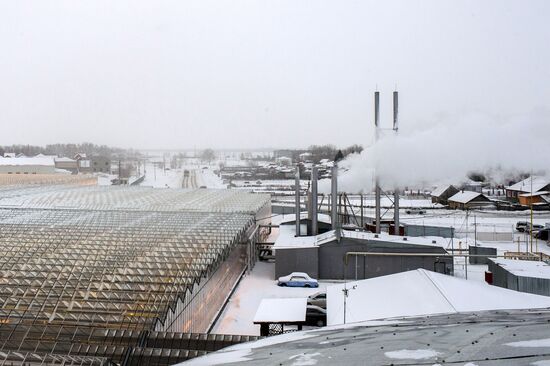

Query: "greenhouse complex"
(0, 186), (270, 365)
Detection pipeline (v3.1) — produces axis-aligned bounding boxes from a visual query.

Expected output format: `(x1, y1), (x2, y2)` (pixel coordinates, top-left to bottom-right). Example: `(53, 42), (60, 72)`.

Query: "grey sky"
(1, 1), (549, 150)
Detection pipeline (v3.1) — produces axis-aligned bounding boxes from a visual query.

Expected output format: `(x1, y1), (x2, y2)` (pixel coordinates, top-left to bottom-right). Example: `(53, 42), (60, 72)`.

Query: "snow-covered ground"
(194, 167), (226, 188)
(212, 262), (337, 336)
(140, 162), (183, 188)
(97, 174), (117, 186)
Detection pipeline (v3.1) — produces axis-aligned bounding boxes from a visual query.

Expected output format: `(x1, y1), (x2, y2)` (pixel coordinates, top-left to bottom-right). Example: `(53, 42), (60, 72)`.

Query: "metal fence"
(404, 224), (455, 238)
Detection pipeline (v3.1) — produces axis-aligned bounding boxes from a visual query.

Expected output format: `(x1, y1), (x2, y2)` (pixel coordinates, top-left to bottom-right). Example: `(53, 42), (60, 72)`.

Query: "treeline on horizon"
(0, 143), (142, 159)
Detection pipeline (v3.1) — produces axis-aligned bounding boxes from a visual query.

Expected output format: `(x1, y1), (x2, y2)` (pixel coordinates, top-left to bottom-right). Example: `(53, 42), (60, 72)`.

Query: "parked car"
(406, 208), (425, 215)
(305, 305), (327, 327)
(526, 224), (545, 234)
(307, 292), (327, 308)
(277, 272), (319, 288)
(535, 229), (550, 241)
(516, 221), (529, 232)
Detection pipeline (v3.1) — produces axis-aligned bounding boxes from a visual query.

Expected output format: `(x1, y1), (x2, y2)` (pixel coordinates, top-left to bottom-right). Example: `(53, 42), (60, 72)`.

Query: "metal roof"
(0, 186), (269, 365)
(181, 308), (550, 365)
(0, 185), (270, 214)
(506, 176), (550, 194)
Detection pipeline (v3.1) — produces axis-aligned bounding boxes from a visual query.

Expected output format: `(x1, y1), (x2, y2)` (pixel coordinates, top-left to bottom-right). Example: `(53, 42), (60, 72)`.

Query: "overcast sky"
(1, 1), (549, 150)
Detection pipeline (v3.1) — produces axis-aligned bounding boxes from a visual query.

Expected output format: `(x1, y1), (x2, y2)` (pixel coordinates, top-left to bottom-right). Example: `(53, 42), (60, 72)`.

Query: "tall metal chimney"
(331, 165), (338, 231)
(295, 165), (300, 236)
(393, 90), (400, 234)
(393, 91), (398, 132)
(374, 91), (380, 129)
(374, 91), (381, 234)
(311, 166), (318, 236)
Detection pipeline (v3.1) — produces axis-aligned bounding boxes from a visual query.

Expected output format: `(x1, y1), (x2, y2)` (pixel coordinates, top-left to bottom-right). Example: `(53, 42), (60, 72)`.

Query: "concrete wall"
(91, 156), (111, 173)
(275, 247), (319, 279)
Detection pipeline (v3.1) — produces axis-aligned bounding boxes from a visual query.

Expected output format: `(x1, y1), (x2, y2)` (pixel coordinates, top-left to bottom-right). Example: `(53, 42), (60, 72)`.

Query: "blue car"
(277, 272), (319, 288)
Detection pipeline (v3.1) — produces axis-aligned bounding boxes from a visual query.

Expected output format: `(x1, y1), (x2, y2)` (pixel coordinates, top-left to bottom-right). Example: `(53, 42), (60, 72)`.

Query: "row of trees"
(307, 144), (364, 163)
(0, 143), (141, 159)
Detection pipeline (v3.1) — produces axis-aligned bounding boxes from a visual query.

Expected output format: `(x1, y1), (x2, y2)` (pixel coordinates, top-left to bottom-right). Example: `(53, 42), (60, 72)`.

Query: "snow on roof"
(490, 258), (550, 280)
(54, 157), (76, 162)
(430, 185), (454, 198)
(519, 191), (550, 197)
(448, 191), (486, 204)
(0, 157), (55, 166)
(275, 212), (332, 226)
(253, 298), (307, 323)
(506, 176), (550, 193)
(273, 226), (449, 250)
(327, 269), (550, 326)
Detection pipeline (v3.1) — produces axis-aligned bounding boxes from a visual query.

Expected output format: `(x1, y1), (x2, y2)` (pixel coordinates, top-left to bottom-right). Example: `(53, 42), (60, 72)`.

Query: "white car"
(277, 272), (319, 288)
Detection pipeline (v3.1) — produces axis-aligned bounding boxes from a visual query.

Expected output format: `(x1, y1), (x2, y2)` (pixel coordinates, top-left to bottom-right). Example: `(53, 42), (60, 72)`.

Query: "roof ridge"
(419, 269), (458, 313)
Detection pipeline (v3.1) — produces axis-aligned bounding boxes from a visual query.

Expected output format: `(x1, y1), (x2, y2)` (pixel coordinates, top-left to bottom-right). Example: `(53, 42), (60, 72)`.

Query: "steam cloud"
(321, 109), (550, 194)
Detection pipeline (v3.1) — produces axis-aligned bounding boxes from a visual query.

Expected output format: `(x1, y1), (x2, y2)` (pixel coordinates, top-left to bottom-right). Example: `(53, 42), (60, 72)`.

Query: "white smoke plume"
(321, 109), (550, 194)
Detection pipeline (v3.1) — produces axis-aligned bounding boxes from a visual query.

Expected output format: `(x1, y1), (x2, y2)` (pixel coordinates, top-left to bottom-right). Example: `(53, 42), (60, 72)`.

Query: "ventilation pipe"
(374, 91), (381, 234)
(331, 165), (339, 239)
(393, 91), (400, 234)
(295, 165), (300, 236)
(311, 166), (318, 236)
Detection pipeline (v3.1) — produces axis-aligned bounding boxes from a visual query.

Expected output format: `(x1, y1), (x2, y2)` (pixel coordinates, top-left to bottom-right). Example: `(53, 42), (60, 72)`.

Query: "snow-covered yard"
(212, 261), (337, 336)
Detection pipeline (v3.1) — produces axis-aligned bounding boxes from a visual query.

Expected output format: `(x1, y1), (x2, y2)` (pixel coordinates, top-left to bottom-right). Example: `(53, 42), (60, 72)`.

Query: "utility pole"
(342, 284), (357, 324)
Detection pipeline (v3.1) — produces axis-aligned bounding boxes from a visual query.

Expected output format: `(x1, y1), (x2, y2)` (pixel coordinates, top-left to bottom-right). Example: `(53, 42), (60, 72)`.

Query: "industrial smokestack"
(374, 91), (381, 234)
(393, 91), (398, 132)
(393, 90), (399, 234)
(374, 91), (380, 131)
(311, 166), (318, 236)
(295, 165), (300, 236)
(331, 165), (338, 231)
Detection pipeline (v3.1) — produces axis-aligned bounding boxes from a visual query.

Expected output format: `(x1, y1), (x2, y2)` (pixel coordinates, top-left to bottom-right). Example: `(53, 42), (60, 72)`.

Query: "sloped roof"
(431, 185), (455, 198)
(448, 191), (487, 204)
(506, 176), (550, 193)
(180, 309), (550, 366)
(519, 191), (549, 197)
(327, 269), (550, 326)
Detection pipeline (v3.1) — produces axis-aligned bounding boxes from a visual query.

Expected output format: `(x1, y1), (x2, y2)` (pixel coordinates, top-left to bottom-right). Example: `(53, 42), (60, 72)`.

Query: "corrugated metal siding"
(469, 246), (497, 264)
(275, 247), (319, 279)
(488, 259), (550, 296)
